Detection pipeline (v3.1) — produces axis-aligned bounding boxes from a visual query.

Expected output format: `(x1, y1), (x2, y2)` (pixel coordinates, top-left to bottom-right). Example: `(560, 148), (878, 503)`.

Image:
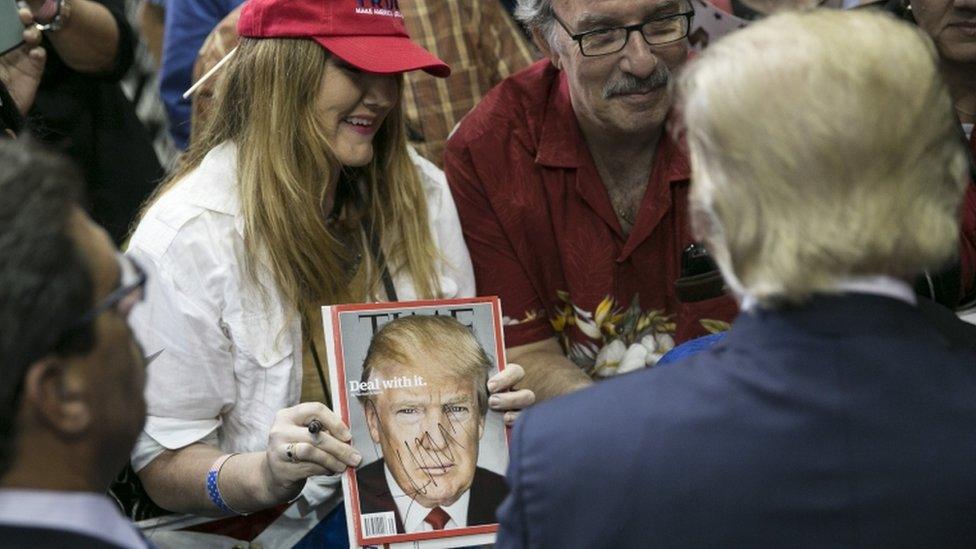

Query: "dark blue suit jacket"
(497, 294), (976, 548)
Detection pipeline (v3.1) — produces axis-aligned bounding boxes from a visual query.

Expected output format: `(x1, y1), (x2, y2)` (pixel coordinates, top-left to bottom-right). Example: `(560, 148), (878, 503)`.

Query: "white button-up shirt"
(127, 142), (475, 471)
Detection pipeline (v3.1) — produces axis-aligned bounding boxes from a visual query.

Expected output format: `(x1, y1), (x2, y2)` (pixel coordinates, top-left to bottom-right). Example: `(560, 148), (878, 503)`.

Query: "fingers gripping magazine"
(323, 298), (509, 548)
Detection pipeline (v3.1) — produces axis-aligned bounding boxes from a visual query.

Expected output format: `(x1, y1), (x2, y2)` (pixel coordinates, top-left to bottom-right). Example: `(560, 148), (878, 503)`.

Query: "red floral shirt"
(445, 60), (738, 354)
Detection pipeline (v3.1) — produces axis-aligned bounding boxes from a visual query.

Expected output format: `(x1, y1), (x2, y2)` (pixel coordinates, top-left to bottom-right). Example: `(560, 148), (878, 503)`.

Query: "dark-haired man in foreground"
(0, 141), (149, 548)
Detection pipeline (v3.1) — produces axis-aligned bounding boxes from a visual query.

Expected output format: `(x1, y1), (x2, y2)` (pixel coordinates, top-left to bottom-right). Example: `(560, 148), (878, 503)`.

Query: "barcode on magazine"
(361, 511), (397, 537)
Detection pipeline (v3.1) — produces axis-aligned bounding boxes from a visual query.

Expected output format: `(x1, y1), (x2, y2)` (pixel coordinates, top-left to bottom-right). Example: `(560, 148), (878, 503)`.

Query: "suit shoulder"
(916, 298), (976, 350)
(516, 353), (734, 464)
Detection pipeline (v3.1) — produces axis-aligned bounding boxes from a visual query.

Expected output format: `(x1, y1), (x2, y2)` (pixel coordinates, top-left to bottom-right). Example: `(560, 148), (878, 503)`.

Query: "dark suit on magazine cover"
(357, 457), (508, 532)
(497, 294), (976, 548)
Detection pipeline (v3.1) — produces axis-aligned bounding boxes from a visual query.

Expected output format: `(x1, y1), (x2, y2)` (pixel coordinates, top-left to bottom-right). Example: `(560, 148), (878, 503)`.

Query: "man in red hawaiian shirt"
(445, 0), (738, 401)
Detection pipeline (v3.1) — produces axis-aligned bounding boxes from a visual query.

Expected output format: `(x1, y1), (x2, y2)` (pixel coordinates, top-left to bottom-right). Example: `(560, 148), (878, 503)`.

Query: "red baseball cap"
(237, 0), (451, 78)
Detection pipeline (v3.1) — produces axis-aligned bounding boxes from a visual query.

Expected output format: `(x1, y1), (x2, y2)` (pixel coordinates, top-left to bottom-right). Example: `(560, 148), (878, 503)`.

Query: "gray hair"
(678, 9), (968, 306)
(514, 0), (558, 44)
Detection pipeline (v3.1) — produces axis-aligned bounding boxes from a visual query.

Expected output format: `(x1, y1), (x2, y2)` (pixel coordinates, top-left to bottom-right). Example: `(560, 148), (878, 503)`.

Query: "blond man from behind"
(496, 10), (976, 548)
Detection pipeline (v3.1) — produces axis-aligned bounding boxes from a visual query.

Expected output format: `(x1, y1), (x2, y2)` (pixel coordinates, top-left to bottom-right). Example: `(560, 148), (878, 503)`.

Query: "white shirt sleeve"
(127, 217), (238, 471)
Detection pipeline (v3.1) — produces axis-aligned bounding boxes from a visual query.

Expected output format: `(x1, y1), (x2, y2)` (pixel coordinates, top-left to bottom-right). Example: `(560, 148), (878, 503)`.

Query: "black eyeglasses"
(552, 8), (696, 57)
(71, 253), (147, 330)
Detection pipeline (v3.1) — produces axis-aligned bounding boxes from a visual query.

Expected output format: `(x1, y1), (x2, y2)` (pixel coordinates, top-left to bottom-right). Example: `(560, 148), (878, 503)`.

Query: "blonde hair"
(677, 9), (969, 305)
(143, 38), (441, 324)
(360, 316), (492, 414)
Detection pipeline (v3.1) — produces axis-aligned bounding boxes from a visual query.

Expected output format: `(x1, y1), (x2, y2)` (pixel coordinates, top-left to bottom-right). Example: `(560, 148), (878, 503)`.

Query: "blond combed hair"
(360, 316), (492, 415)
(143, 38), (441, 321)
(678, 9), (969, 305)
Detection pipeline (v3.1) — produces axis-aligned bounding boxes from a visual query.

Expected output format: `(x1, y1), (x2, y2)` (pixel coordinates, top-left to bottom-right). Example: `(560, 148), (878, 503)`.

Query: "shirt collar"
(740, 275), (917, 312)
(180, 141), (244, 233)
(383, 463), (470, 532)
(536, 67), (583, 168)
(0, 489), (147, 548)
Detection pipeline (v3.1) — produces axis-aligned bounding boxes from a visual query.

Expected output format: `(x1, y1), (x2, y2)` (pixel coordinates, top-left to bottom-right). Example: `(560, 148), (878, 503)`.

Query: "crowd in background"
(0, 0), (975, 546)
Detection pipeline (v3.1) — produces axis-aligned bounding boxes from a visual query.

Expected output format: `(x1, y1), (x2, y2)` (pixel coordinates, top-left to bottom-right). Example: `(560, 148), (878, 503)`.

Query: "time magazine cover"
(323, 297), (509, 548)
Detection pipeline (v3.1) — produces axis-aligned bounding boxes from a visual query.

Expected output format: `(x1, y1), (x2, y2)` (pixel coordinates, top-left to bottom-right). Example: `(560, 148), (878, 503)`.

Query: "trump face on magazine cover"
(354, 316), (507, 534)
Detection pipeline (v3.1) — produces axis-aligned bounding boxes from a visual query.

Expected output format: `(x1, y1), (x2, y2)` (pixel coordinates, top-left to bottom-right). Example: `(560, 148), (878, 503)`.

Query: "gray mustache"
(602, 68), (671, 99)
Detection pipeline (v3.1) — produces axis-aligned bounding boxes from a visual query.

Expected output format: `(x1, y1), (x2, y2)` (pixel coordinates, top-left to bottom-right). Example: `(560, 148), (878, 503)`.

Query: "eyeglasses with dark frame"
(552, 7), (696, 57)
(37, 253), (146, 364)
(70, 253), (147, 330)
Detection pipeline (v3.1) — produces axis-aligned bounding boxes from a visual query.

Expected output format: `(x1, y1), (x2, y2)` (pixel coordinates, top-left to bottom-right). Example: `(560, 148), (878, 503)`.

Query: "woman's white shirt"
(127, 142), (475, 472)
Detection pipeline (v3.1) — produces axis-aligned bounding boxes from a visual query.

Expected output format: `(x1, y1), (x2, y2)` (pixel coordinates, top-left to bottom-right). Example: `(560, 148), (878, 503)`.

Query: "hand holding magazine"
(324, 297), (509, 548)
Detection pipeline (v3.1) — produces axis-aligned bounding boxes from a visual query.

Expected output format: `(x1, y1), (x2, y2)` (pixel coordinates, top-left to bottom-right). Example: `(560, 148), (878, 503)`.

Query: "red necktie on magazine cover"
(424, 507), (451, 530)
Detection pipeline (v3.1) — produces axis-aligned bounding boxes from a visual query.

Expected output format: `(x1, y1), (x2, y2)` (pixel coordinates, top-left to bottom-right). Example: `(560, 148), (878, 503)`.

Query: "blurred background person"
(910, 0), (975, 132)
(498, 9), (976, 547)
(686, 0), (846, 50)
(127, 0), (532, 545)
(157, 0), (242, 149)
(136, 0), (165, 67)
(124, 0), (178, 170)
(185, 2), (240, 147)
(20, 0), (164, 243)
(0, 7), (45, 137)
(0, 140), (149, 548)
(395, 0), (537, 167)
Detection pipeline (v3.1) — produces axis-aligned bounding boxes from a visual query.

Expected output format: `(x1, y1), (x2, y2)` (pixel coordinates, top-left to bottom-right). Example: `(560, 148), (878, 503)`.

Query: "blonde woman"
(124, 0), (533, 534)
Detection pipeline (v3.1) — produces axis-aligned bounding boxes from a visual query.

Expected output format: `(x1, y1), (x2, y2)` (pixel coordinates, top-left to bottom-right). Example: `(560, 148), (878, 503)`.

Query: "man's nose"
(619, 30), (660, 80)
(418, 412), (451, 452)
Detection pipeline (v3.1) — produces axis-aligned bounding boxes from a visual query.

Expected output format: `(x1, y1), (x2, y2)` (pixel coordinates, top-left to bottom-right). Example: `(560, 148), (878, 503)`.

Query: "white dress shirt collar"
(0, 489), (147, 548)
(740, 275), (917, 312)
(383, 463), (470, 533)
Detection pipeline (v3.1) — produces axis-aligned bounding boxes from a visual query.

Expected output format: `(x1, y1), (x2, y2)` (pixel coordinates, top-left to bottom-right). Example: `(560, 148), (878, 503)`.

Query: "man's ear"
(532, 28), (563, 70)
(477, 415), (485, 440)
(22, 357), (91, 437)
(364, 400), (382, 444)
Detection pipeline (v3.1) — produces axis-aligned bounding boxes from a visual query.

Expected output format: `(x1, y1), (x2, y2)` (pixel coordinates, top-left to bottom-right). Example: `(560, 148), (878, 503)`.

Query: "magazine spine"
(321, 305), (359, 549)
